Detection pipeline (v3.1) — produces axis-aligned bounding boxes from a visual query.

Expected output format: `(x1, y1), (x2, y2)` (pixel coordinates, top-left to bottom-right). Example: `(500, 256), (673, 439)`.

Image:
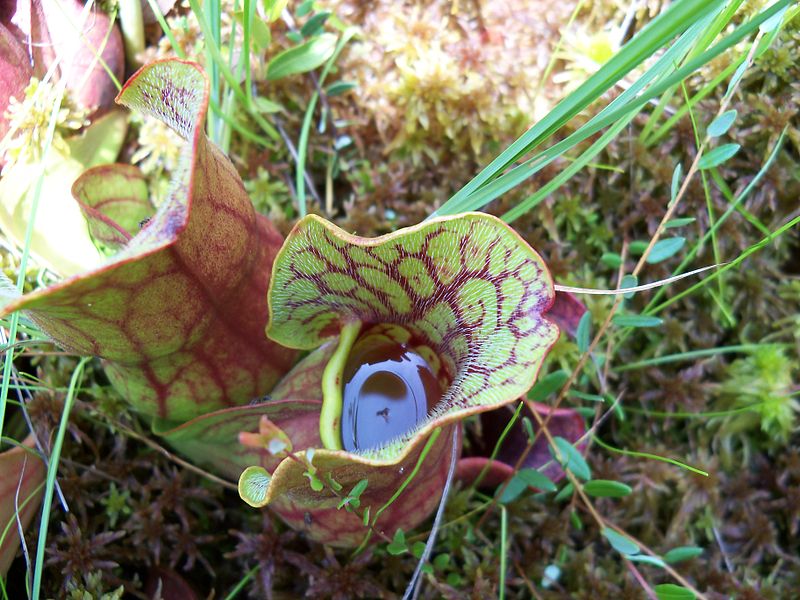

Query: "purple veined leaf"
(153, 340), (336, 480)
(0, 60), (297, 421)
(231, 212), (560, 546)
(0, 435), (45, 577)
(73, 163), (154, 253)
(266, 212), (560, 457)
(158, 341), (458, 547)
(456, 401), (586, 489)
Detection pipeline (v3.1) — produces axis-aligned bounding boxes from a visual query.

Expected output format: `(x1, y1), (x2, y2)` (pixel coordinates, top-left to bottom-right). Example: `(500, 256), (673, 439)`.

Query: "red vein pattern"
(267, 424), (458, 547)
(268, 213), (559, 459)
(0, 60), (296, 421)
(156, 342), (336, 479)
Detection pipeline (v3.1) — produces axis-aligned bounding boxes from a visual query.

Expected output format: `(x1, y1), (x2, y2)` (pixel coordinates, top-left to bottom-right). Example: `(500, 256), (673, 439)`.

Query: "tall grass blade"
(30, 357), (91, 599)
(433, 0), (727, 217)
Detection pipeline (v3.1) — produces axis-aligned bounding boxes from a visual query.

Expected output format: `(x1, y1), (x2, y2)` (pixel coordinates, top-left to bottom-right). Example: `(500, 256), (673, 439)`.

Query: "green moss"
(717, 346), (798, 444)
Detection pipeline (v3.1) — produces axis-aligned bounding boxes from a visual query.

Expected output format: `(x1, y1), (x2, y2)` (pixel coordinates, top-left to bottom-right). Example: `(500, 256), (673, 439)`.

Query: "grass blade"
(31, 357), (91, 599)
(434, 0), (727, 217)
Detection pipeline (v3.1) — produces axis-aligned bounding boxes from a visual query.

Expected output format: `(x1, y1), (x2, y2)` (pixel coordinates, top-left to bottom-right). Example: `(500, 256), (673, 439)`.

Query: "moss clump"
(321, 0), (576, 198)
(715, 346), (798, 445)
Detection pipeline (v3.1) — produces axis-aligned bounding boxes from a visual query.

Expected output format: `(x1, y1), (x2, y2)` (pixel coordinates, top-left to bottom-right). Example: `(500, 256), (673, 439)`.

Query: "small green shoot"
(386, 528), (407, 555)
(550, 436), (591, 481)
(583, 480), (633, 498)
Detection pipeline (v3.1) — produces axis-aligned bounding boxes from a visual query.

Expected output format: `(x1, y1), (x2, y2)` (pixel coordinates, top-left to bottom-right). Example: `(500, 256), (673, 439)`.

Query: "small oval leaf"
(664, 546), (703, 564)
(602, 527), (640, 556)
(554, 482), (574, 502)
(601, 252), (622, 269)
(576, 311), (591, 353)
(707, 110), (736, 137)
(698, 143), (740, 169)
(627, 554), (666, 567)
(301, 11), (331, 37)
(551, 436), (590, 481)
(386, 528), (407, 555)
(646, 237), (685, 264)
(620, 274), (638, 300)
(326, 81), (357, 97)
(498, 474), (527, 504)
(498, 468), (557, 503)
(654, 583), (696, 600)
(664, 217), (696, 229)
(267, 33), (337, 81)
(304, 470), (324, 492)
(518, 468), (557, 492)
(612, 314), (663, 328)
(528, 370), (569, 401)
(238, 466), (272, 508)
(583, 479), (632, 498)
(670, 163), (682, 204)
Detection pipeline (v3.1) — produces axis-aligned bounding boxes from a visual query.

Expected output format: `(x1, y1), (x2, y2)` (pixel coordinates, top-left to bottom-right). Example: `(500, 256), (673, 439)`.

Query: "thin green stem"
(31, 357), (91, 599)
(469, 401), (524, 490)
(593, 436), (708, 477)
(681, 80), (731, 325)
(353, 427), (443, 555)
(224, 564), (261, 600)
(0, 53), (73, 466)
(243, 0), (255, 106)
(613, 344), (786, 372)
(499, 505), (508, 600)
(296, 28), (356, 217)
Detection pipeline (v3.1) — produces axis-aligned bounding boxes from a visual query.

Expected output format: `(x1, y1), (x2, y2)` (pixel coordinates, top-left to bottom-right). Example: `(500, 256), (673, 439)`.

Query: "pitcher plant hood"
(0, 59), (296, 421)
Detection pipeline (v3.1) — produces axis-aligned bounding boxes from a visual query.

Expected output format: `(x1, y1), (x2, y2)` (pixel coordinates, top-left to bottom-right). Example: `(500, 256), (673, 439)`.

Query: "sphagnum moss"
(3, 1), (800, 598)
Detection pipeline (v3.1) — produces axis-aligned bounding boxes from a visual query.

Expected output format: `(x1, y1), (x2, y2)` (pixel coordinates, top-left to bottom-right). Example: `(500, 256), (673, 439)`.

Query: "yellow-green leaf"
(266, 33), (337, 81)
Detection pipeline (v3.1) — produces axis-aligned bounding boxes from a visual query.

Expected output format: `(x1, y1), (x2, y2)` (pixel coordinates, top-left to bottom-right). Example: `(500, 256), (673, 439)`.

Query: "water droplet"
(341, 339), (441, 452)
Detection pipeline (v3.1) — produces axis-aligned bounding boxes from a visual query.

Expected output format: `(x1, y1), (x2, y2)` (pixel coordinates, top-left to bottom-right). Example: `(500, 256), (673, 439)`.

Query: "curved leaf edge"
(266, 211), (558, 350)
(0, 58), (209, 317)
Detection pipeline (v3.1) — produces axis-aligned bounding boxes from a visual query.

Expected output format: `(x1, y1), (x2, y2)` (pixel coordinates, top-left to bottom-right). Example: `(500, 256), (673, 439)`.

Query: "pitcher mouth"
(320, 322), (452, 453)
(267, 212), (559, 462)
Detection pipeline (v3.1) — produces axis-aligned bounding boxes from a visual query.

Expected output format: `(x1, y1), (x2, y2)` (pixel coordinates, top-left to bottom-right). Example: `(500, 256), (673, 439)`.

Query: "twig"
(712, 524), (734, 573)
(625, 559), (658, 600)
(528, 407), (709, 600)
(513, 559), (544, 600)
